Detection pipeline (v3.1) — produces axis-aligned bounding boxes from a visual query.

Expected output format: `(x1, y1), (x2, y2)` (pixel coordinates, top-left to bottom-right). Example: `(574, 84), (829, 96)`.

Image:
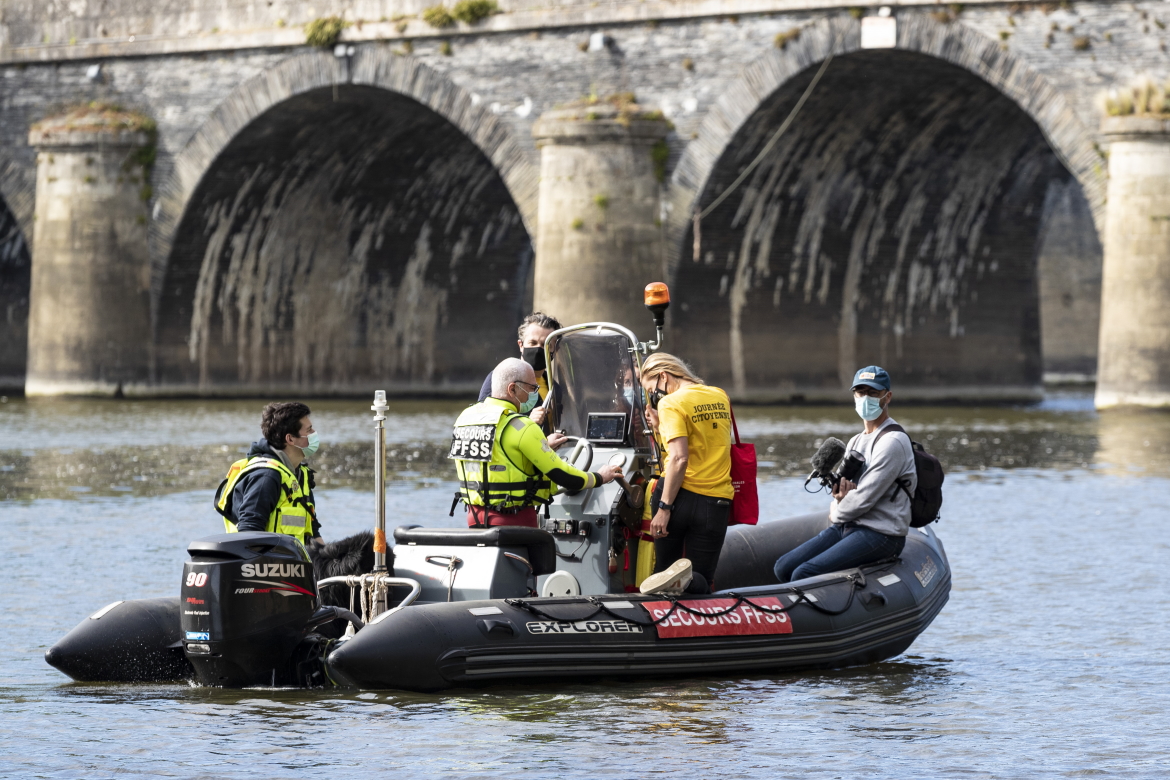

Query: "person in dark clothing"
(215, 402), (324, 545)
(477, 312), (561, 427)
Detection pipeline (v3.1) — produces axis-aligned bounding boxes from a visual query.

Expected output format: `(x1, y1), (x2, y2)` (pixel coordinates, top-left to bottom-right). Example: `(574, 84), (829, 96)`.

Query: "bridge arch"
(667, 14), (1103, 269)
(665, 14), (1103, 398)
(154, 48), (538, 299)
(152, 48), (538, 393)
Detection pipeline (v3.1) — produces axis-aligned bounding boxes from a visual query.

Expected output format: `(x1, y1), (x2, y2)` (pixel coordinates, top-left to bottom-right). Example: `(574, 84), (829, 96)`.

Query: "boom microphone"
(806, 437), (846, 487)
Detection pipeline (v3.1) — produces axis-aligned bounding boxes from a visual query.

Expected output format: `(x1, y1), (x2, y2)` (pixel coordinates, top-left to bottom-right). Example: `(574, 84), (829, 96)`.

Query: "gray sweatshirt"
(829, 417), (916, 537)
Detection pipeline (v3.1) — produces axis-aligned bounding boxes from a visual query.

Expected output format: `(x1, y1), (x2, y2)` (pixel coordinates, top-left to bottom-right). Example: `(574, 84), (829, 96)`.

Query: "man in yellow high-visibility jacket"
(452, 358), (621, 528)
(215, 401), (325, 546)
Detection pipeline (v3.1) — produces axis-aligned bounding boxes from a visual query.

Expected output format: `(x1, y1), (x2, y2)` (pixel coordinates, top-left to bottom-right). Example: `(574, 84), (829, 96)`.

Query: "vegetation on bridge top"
(555, 92), (672, 126)
(423, 1), (499, 29)
(1101, 77), (1170, 117)
(32, 102), (156, 137)
(30, 103), (157, 203)
(305, 16), (346, 47)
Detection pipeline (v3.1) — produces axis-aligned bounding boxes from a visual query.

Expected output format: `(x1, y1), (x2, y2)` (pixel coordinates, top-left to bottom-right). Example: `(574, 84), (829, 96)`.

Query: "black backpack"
(875, 424), (944, 527)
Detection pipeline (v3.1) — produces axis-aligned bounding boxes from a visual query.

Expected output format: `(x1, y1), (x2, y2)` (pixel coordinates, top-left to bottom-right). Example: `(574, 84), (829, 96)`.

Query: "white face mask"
(855, 394), (885, 421)
(292, 431), (320, 456)
(518, 387), (540, 414)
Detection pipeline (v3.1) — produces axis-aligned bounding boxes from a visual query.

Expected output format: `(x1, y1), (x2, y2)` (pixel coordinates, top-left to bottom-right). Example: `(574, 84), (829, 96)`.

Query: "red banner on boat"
(641, 597), (793, 639)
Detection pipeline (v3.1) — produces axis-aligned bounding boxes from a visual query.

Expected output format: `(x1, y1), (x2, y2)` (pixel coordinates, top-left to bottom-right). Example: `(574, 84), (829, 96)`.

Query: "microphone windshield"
(810, 437), (846, 476)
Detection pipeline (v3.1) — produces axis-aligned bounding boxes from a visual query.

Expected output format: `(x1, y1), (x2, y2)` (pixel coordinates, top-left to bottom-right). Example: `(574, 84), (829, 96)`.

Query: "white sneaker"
(639, 559), (693, 595)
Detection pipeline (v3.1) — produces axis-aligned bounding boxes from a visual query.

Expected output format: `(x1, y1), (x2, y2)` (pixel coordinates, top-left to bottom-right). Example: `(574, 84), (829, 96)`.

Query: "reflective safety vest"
(214, 456), (317, 545)
(449, 402), (551, 513)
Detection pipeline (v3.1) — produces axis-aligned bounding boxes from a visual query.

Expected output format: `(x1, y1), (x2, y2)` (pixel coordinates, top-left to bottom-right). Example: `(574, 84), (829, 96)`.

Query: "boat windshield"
(546, 328), (653, 452)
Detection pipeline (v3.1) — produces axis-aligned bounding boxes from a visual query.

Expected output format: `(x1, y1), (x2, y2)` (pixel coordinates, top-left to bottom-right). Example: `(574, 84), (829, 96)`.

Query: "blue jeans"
(773, 524), (906, 583)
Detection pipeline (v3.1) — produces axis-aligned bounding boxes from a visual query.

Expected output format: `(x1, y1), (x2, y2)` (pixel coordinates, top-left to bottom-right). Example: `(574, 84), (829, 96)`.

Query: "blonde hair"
(640, 352), (703, 385)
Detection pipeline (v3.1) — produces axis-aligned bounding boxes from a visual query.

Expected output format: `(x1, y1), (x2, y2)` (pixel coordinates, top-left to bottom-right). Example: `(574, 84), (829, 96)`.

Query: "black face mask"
(522, 346), (546, 372)
(648, 376), (667, 410)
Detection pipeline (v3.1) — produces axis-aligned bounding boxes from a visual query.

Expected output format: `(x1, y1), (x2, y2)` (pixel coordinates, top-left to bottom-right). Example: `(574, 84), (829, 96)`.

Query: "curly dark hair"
(261, 402), (311, 450)
(518, 312), (561, 340)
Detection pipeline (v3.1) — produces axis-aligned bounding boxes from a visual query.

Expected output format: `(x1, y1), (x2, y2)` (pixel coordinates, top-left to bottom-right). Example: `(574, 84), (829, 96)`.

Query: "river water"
(1, 393), (1168, 778)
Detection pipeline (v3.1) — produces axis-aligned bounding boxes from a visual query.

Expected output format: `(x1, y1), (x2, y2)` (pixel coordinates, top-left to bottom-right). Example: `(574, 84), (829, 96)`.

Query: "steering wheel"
(551, 436), (594, 496)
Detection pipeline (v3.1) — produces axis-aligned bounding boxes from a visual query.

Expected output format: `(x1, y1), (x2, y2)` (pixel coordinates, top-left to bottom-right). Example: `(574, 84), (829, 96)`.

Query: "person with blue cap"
(773, 366), (917, 582)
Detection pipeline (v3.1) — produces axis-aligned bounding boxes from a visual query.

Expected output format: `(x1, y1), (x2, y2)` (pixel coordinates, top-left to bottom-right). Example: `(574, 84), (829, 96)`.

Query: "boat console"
(392, 526), (557, 603)
(392, 321), (659, 601)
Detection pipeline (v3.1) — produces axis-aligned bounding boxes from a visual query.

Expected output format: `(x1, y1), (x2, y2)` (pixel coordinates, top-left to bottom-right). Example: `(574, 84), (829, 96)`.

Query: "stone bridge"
(1, 0), (1168, 406)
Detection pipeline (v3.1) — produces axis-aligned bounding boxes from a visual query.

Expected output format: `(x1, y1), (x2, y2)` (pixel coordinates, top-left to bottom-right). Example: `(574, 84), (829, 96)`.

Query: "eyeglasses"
(514, 381), (538, 393)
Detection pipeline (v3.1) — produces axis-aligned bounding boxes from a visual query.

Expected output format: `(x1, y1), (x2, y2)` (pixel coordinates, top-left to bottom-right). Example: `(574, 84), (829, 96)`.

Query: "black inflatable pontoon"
(323, 512), (950, 690)
(46, 513), (950, 691)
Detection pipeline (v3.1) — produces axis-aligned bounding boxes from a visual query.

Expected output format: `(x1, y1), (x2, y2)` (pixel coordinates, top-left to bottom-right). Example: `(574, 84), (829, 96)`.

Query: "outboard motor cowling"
(181, 532), (318, 687)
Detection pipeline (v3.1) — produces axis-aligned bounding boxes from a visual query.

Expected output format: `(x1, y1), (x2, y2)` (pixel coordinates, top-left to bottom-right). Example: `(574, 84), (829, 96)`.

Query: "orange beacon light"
(644, 282), (670, 309)
(644, 282), (670, 331)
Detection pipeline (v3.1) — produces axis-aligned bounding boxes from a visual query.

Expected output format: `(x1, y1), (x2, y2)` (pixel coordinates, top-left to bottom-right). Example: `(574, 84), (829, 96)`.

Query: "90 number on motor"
(185, 572), (208, 587)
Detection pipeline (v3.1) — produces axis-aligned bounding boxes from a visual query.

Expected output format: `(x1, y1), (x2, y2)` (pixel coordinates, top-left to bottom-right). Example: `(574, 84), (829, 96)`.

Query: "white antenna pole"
(371, 390), (389, 573)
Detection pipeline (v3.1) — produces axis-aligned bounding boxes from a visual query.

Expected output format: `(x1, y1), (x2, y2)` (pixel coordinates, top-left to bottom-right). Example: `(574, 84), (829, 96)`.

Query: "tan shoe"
(639, 558), (693, 595)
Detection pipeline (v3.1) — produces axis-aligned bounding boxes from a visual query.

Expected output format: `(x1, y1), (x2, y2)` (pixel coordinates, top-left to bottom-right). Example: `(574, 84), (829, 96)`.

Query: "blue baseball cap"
(852, 366), (891, 391)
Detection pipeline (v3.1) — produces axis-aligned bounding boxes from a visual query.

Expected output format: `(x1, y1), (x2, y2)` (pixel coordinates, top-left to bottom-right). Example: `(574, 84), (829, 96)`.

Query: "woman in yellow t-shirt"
(638, 353), (733, 593)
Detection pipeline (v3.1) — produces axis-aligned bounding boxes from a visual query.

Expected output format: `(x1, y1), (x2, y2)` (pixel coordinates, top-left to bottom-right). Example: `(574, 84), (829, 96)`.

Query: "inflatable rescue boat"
(46, 284), (951, 691)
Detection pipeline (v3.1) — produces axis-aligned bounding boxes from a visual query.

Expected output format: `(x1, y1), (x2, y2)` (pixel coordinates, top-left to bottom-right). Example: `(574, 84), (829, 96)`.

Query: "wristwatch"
(658, 501), (675, 511)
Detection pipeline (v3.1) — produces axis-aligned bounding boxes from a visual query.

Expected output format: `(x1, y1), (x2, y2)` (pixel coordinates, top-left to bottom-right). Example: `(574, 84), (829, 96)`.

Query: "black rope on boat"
(504, 574), (864, 627)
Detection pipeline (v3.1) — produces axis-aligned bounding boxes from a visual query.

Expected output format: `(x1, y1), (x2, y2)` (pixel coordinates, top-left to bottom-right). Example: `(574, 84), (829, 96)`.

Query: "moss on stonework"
(305, 16), (345, 47)
(33, 103), (158, 212)
(774, 28), (801, 49)
(423, 6), (455, 28)
(556, 92), (673, 126)
(651, 140), (670, 183)
(1100, 76), (1170, 117)
(32, 102), (156, 136)
(451, 0), (498, 25)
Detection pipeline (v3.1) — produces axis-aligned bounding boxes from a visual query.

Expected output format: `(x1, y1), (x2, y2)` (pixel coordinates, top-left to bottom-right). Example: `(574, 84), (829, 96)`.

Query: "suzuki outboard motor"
(181, 532), (326, 687)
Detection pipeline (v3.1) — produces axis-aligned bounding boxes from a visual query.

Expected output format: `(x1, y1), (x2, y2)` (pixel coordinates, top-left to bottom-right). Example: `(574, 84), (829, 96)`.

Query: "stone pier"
(26, 107), (154, 397)
(531, 100), (670, 333)
(1096, 116), (1170, 409)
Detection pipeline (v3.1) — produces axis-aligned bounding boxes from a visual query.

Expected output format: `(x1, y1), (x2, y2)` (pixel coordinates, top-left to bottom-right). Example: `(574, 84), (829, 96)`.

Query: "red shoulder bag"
(728, 405), (758, 525)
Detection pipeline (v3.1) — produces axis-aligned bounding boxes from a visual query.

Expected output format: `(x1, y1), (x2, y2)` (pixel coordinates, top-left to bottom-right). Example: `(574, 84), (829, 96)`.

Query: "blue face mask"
(301, 432), (320, 458)
(519, 388), (540, 414)
(855, 394), (885, 421)
(293, 431), (320, 457)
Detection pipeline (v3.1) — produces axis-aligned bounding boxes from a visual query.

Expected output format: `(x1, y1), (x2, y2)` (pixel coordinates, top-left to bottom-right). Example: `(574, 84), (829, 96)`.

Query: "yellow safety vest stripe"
(452, 398), (596, 510)
(216, 456), (316, 543)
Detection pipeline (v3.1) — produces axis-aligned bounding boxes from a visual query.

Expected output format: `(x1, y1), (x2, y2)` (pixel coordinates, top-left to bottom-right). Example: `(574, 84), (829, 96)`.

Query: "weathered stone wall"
(1096, 117), (1170, 409)
(26, 112), (153, 396)
(1036, 178), (1102, 382)
(0, 1), (1165, 396)
(0, 198), (29, 392)
(532, 104), (669, 334)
